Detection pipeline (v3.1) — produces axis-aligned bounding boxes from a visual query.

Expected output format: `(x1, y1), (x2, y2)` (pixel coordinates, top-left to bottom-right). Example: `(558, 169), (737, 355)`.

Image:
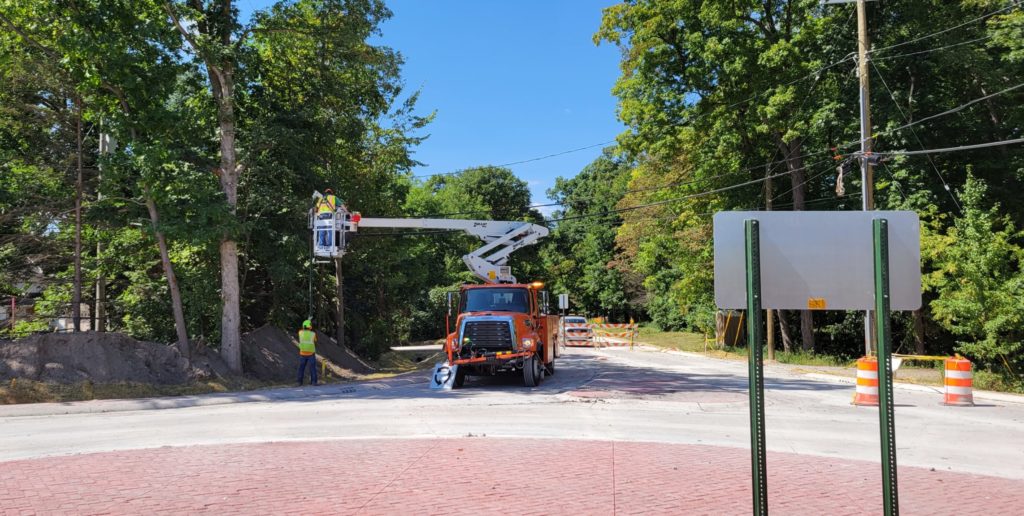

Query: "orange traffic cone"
(943, 356), (974, 406)
(853, 356), (879, 406)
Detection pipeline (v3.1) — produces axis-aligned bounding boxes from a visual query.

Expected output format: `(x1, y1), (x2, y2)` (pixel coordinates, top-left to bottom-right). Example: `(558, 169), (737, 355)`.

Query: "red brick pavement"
(1, 438), (1021, 515)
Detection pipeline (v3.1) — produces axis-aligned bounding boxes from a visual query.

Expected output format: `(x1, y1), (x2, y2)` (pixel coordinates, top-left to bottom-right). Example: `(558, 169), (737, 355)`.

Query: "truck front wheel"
(523, 354), (541, 387)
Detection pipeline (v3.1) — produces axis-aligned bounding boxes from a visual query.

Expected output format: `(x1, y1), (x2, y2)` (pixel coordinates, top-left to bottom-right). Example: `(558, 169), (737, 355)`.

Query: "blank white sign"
(713, 211), (922, 311)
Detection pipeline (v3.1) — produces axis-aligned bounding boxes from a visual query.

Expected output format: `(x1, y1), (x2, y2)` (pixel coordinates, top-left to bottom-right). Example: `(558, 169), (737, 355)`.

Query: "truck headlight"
(521, 338), (535, 350)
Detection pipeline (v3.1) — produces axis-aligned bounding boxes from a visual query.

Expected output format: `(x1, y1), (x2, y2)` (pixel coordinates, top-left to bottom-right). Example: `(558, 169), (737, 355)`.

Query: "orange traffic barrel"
(853, 356), (879, 406)
(944, 356), (974, 406)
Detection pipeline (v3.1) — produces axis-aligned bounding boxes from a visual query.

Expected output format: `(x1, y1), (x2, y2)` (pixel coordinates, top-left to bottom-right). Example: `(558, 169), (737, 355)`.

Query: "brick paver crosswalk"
(2, 438), (1021, 514)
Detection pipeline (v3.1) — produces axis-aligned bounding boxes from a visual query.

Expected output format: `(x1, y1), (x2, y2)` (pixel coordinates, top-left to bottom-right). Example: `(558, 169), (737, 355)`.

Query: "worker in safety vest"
(316, 189), (339, 248)
(297, 319), (318, 386)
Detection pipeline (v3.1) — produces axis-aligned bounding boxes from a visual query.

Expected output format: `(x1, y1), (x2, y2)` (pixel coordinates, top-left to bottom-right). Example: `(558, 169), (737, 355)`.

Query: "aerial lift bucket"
(430, 361), (458, 390)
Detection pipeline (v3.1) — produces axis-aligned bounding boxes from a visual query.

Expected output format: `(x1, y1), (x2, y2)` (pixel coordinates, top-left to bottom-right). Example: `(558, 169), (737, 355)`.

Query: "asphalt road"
(2, 346), (1022, 480)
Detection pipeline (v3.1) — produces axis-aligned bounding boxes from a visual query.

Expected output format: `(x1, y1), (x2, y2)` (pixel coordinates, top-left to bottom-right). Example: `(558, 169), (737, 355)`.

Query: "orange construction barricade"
(853, 356), (879, 406)
(943, 356), (974, 406)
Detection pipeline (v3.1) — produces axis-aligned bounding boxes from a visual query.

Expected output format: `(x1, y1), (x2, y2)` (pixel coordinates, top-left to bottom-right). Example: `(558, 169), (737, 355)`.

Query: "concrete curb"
(802, 372), (1024, 404)
(0, 373), (425, 418)
(629, 343), (1024, 405)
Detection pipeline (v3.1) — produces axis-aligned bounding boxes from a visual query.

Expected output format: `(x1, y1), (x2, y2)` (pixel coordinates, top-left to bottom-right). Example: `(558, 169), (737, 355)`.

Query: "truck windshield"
(461, 288), (530, 313)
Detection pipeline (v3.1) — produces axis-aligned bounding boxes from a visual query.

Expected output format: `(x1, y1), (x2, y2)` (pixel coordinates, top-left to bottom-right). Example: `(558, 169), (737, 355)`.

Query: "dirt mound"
(0, 332), (211, 385)
(241, 326), (374, 382)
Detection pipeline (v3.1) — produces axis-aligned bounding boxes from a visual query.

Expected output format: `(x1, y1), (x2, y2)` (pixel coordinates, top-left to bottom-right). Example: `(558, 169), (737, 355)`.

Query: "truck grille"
(462, 320), (514, 352)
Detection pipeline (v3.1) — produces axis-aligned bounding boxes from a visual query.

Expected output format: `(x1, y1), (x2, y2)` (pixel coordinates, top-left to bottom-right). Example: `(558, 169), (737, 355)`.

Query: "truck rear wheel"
(523, 354), (540, 387)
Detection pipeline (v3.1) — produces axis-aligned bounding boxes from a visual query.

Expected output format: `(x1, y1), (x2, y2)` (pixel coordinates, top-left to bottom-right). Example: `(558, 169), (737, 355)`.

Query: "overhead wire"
(872, 35), (994, 62)
(544, 158), (835, 224)
(408, 14), (863, 184)
(545, 8), (858, 214)
(869, 59), (963, 211)
(874, 137), (1024, 156)
(836, 81), (1024, 152)
(404, 5), (1020, 226)
(878, 159), (909, 203)
(410, 148), (842, 219)
(411, 141), (616, 179)
(867, 1), (1023, 56)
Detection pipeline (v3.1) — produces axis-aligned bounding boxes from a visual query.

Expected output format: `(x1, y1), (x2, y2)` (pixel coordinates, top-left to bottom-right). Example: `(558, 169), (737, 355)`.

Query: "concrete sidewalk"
(2, 438), (1021, 515)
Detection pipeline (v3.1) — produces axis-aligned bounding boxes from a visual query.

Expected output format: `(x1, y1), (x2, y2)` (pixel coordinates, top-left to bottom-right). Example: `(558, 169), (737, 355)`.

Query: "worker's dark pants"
(297, 355), (318, 385)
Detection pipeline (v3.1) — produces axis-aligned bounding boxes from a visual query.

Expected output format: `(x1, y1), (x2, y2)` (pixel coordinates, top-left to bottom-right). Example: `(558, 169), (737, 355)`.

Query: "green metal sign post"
(873, 218), (899, 515)
(744, 219), (768, 515)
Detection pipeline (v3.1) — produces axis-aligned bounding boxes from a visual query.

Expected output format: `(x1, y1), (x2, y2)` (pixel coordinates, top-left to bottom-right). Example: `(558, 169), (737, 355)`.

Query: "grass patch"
(773, 350), (852, 367)
(636, 326), (852, 367)
(973, 370), (1024, 394)
(634, 327), (709, 353)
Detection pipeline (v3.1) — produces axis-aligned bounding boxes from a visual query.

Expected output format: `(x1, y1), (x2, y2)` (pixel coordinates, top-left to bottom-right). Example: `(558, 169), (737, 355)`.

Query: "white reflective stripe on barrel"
(858, 370), (878, 379)
(945, 386), (972, 395)
(945, 370), (972, 379)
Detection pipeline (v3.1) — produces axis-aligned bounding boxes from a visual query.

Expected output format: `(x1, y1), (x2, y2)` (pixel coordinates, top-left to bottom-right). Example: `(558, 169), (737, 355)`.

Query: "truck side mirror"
(446, 291), (454, 316)
(540, 291), (550, 315)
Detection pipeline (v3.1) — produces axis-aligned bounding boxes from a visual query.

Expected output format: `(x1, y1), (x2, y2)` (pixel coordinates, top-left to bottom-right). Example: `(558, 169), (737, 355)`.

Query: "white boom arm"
(354, 217), (549, 283)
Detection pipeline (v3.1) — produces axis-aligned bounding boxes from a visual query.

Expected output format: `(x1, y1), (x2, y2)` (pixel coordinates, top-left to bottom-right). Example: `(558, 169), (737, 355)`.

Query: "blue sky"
(239, 0), (625, 213)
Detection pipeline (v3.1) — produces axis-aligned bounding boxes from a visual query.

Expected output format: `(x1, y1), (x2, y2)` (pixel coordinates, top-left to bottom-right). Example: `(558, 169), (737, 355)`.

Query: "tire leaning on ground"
(523, 354), (539, 387)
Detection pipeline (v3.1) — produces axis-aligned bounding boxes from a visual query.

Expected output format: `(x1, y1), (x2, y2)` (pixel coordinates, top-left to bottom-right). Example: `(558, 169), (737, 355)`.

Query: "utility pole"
(765, 165), (775, 361)
(72, 96), (83, 332)
(95, 131), (112, 333)
(857, 0), (876, 356)
(335, 257), (345, 348)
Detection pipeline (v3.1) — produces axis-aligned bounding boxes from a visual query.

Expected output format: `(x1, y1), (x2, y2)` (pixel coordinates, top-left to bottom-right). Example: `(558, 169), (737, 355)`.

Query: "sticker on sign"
(713, 211), (922, 311)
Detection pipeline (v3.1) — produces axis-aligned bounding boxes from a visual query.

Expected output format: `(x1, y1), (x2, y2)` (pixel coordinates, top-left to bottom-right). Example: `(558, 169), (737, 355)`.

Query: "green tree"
(928, 175), (1023, 381)
(543, 149), (632, 320)
(597, 0), (859, 349)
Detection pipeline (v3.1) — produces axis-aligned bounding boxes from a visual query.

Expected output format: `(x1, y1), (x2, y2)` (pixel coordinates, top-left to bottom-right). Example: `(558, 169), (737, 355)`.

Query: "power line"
(874, 137), (1024, 156)
(545, 159), (832, 224)
(839, 81), (1024, 151)
(411, 202), (561, 219)
(410, 19), (861, 184)
(413, 5), (1021, 221)
(868, 1), (1022, 56)
(604, 14), (1017, 207)
(878, 159), (909, 203)
(872, 35), (994, 62)
(411, 141), (616, 179)
(410, 148), (842, 219)
(555, 191), (864, 226)
(869, 60), (963, 212)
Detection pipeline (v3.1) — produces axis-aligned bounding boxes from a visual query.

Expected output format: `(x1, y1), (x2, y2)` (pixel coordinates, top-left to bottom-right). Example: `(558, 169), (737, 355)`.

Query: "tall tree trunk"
(913, 308), (926, 355)
(166, 0), (242, 371)
(214, 73), (241, 372)
(780, 138), (815, 352)
(146, 196), (190, 359)
(776, 310), (794, 353)
(117, 121), (190, 358)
